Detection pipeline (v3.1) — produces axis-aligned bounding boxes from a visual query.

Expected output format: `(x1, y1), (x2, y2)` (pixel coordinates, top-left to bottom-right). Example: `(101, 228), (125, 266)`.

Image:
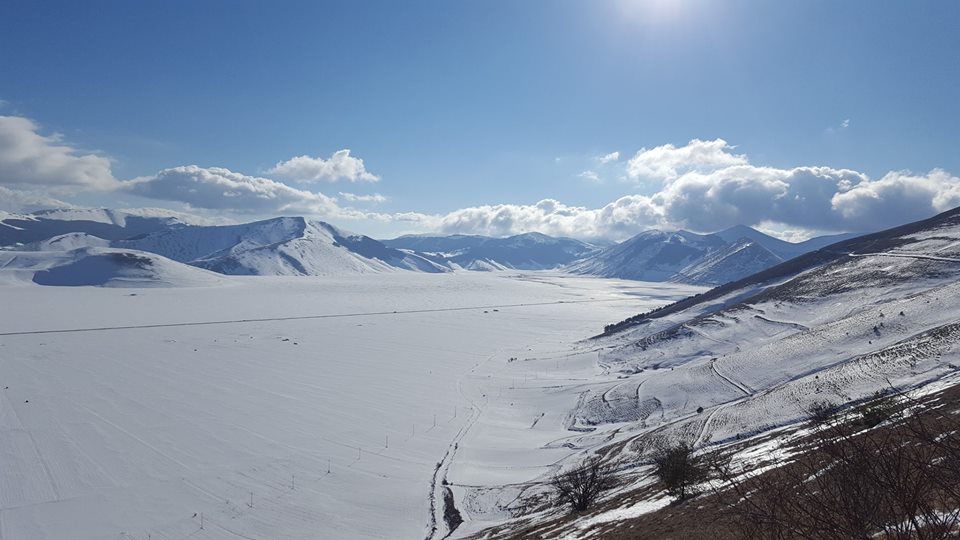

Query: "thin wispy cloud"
(578, 170), (601, 183)
(597, 151), (619, 164)
(339, 192), (387, 203)
(0, 185), (77, 213)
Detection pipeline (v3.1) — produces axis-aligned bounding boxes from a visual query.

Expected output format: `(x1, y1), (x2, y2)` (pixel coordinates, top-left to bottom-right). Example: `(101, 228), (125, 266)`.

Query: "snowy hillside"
(0, 244), (226, 287)
(383, 232), (598, 270)
(674, 238), (783, 285)
(714, 224), (862, 259)
(453, 206), (960, 539)
(117, 217), (450, 276)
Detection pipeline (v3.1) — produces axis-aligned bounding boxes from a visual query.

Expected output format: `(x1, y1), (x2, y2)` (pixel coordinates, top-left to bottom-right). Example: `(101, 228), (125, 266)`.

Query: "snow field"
(0, 272), (701, 540)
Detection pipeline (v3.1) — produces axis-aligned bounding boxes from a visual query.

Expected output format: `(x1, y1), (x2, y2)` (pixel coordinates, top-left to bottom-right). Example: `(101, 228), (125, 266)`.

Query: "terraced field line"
(710, 358), (752, 396)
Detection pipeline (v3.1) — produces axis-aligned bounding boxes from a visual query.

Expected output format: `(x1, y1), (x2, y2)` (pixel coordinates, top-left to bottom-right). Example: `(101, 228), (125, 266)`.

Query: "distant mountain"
(674, 238), (783, 285)
(566, 230), (727, 281)
(715, 225), (862, 259)
(568, 225), (865, 285)
(116, 217), (449, 276)
(383, 232), (598, 270)
(0, 208), (864, 284)
(0, 208), (204, 246)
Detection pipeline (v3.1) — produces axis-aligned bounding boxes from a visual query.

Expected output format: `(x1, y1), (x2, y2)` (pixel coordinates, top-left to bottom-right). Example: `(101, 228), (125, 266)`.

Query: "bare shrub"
(805, 399), (837, 425)
(856, 390), (900, 428)
(551, 457), (615, 513)
(653, 442), (707, 501)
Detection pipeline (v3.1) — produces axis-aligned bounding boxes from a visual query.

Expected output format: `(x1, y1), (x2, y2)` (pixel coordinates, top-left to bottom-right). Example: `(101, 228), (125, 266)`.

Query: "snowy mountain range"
(382, 232), (599, 271)
(116, 217), (449, 276)
(0, 208), (862, 286)
(567, 226), (862, 285)
(0, 208), (206, 245)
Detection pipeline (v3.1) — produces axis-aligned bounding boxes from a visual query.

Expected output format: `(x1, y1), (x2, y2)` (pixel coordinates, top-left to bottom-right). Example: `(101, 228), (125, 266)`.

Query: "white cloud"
(841, 118), (851, 129)
(421, 140), (960, 240)
(597, 151), (620, 164)
(578, 170), (601, 183)
(654, 165), (871, 232)
(626, 138), (747, 182)
(267, 149), (379, 183)
(2, 114), (956, 242)
(339, 192), (387, 203)
(124, 165), (352, 216)
(435, 196), (664, 239)
(0, 115), (117, 191)
(0, 185), (77, 213)
(831, 168), (960, 230)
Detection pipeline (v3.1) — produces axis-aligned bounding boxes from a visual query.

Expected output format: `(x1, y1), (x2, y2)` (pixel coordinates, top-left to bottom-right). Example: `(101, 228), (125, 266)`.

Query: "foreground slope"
(449, 207), (960, 539)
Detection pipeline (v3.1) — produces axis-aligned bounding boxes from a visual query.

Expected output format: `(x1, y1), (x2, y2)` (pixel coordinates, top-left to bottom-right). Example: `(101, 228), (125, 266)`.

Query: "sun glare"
(615, 0), (692, 25)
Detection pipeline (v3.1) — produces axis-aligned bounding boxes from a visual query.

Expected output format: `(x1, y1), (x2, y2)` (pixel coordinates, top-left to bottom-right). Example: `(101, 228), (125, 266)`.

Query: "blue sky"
(1, 0), (959, 240)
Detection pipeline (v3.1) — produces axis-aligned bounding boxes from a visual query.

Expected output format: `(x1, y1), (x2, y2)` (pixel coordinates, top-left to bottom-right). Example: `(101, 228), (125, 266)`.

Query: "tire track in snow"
(2, 388), (63, 502)
(0, 298), (630, 337)
(74, 403), (193, 472)
(426, 348), (500, 540)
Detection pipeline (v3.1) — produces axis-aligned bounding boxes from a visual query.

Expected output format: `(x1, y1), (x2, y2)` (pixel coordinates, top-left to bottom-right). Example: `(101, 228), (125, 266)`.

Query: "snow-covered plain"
(0, 272), (701, 540)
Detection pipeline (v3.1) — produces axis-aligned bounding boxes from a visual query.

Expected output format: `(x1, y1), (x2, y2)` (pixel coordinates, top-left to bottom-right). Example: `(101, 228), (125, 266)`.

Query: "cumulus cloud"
(653, 165), (871, 232)
(597, 151), (620, 164)
(124, 165), (351, 216)
(422, 139), (960, 240)
(267, 149), (379, 183)
(435, 196), (664, 239)
(626, 138), (747, 182)
(339, 192), (387, 203)
(832, 169), (960, 230)
(0, 115), (117, 191)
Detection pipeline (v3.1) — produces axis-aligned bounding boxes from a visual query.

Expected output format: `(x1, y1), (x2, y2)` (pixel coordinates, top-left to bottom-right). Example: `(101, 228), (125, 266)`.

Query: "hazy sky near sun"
(1, 0), (959, 240)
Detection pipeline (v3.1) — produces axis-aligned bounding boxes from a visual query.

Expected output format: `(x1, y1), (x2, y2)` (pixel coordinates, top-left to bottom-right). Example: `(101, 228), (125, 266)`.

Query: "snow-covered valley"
(5, 208), (960, 540)
(0, 272), (701, 539)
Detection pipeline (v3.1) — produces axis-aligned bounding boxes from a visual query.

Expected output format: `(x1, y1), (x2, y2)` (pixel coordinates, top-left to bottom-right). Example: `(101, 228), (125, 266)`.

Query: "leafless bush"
(855, 390), (899, 428)
(805, 399), (837, 425)
(653, 442), (707, 501)
(551, 457), (615, 513)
